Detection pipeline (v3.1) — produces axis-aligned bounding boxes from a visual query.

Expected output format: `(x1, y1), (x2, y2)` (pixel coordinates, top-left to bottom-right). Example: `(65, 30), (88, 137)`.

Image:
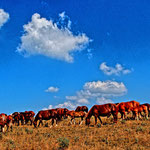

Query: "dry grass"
(0, 115), (150, 150)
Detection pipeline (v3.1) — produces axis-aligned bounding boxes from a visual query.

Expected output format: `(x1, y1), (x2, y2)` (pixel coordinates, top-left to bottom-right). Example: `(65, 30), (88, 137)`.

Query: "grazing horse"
(66, 110), (86, 125)
(116, 100), (140, 119)
(55, 108), (69, 120)
(0, 113), (13, 132)
(75, 106), (88, 113)
(33, 109), (58, 128)
(131, 105), (148, 120)
(12, 112), (22, 126)
(85, 103), (118, 126)
(143, 103), (150, 116)
(21, 111), (35, 125)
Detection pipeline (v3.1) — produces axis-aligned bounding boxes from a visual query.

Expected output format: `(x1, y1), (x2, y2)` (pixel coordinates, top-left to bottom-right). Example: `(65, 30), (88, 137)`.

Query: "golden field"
(0, 115), (150, 150)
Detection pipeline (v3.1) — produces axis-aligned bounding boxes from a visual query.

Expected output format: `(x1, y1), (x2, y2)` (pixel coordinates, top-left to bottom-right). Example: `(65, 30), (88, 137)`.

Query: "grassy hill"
(0, 116), (150, 150)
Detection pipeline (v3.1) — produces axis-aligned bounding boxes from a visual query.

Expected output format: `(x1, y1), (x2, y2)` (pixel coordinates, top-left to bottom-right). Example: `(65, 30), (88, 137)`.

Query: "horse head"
(85, 117), (90, 126)
(110, 104), (118, 123)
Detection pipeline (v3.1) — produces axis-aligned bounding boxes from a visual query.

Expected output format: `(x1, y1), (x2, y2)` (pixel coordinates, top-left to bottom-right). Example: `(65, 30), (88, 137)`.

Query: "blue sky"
(0, 0), (150, 114)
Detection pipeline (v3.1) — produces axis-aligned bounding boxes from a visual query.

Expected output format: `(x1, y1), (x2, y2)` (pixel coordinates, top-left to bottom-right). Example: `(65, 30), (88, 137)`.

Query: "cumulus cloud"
(43, 101), (76, 110)
(17, 12), (90, 62)
(44, 80), (127, 110)
(45, 86), (59, 93)
(0, 9), (9, 28)
(66, 80), (127, 104)
(96, 97), (113, 105)
(100, 62), (132, 76)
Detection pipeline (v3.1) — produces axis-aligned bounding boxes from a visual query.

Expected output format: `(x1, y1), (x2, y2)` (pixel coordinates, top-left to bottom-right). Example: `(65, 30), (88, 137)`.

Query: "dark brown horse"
(66, 110), (86, 125)
(75, 106), (88, 113)
(55, 108), (69, 120)
(116, 100), (140, 119)
(12, 112), (23, 126)
(0, 113), (13, 132)
(33, 109), (58, 128)
(85, 103), (118, 126)
(21, 111), (35, 125)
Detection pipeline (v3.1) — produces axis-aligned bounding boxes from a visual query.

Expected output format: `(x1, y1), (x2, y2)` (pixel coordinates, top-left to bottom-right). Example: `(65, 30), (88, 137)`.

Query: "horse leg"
(55, 118), (58, 127)
(121, 112), (124, 119)
(98, 116), (103, 124)
(50, 119), (54, 128)
(95, 116), (97, 125)
(79, 117), (83, 125)
(123, 112), (126, 119)
(70, 118), (73, 125)
(17, 120), (19, 126)
(38, 120), (43, 127)
(73, 118), (76, 125)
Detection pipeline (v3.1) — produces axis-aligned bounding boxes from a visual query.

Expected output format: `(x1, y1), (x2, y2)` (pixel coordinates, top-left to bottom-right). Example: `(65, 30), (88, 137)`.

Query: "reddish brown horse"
(33, 109), (58, 128)
(143, 103), (150, 116)
(116, 100), (140, 119)
(75, 106), (88, 113)
(0, 113), (13, 132)
(12, 112), (23, 126)
(131, 105), (148, 120)
(20, 111), (35, 125)
(12, 111), (34, 126)
(55, 108), (69, 120)
(85, 103), (118, 126)
(66, 110), (86, 125)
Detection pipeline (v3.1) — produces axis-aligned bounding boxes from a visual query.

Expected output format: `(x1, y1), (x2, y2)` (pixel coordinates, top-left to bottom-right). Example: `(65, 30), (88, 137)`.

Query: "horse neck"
(86, 106), (94, 118)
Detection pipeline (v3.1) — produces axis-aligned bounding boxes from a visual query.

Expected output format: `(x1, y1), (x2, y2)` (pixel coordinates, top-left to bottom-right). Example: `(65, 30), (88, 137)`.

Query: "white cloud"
(43, 104), (53, 110)
(100, 62), (132, 76)
(45, 86), (59, 93)
(17, 12), (90, 63)
(44, 80), (127, 110)
(96, 97), (113, 105)
(55, 101), (76, 110)
(0, 9), (9, 28)
(77, 98), (89, 104)
(66, 80), (127, 104)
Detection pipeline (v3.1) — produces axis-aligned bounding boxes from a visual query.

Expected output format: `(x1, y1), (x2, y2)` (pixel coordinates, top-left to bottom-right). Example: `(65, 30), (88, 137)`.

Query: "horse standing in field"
(55, 108), (69, 120)
(75, 106), (88, 113)
(0, 113), (13, 132)
(142, 103), (150, 116)
(116, 100), (140, 119)
(21, 111), (35, 125)
(33, 109), (58, 128)
(12, 112), (22, 126)
(85, 103), (118, 126)
(66, 110), (86, 125)
(131, 104), (148, 120)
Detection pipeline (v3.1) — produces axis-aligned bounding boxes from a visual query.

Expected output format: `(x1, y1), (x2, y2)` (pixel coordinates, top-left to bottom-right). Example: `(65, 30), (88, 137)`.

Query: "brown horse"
(143, 103), (150, 116)
(0, 113), (13, 132)
(131, 105), (148, 120)
(21, 111), (35, 125)
(116, 100), (140, 119)
(66, 110), (86, 125)
(55, 108), (69, 120)
(33, 109), (58, 128)
(12, 112), (22, 126)
(75, 106), (88, 113)
(85, 103), (118, 126)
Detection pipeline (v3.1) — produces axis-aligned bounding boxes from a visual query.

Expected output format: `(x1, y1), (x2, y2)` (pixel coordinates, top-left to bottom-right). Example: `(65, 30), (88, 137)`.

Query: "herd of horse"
(0, 101), (150, 132)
